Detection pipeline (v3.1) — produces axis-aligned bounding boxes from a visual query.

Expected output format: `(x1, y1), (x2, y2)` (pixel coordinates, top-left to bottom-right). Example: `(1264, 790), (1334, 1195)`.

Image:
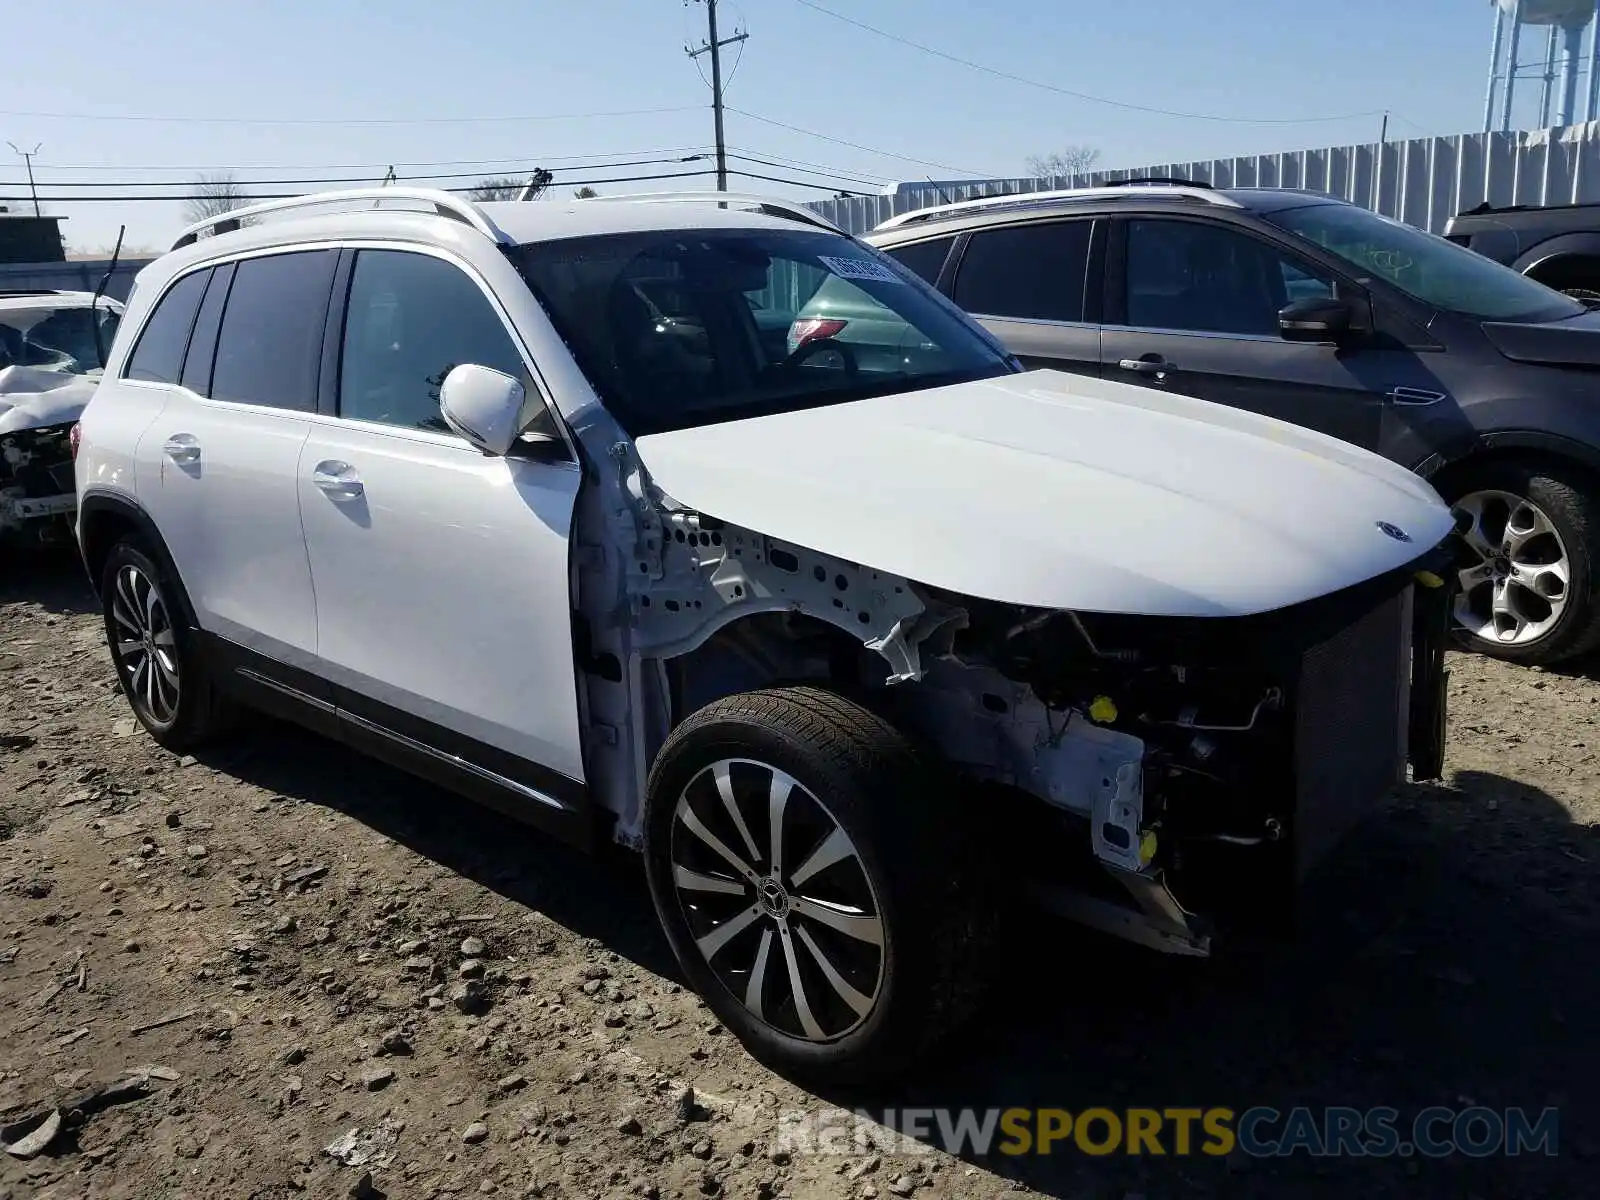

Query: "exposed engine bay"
(570, 442), (1454, 958)
(1, 416), (78, 544)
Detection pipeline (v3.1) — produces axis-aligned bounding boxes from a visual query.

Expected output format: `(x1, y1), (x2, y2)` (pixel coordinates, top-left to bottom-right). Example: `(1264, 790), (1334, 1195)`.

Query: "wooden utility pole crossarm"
(686, 0), (749, 191)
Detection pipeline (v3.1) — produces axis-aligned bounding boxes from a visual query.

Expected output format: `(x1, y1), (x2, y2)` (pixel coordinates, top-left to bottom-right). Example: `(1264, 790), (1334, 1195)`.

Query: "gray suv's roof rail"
(872, 184), (1242, 232)
(169, 187), (514, 251)
(577, 190), (845, 234)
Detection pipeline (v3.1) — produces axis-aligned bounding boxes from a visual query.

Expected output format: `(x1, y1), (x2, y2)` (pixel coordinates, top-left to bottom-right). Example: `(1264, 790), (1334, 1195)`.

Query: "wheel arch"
(77, 492), (197, 627)
(1512, 234), (1600, 282)
(1414, 430), (1600, 494)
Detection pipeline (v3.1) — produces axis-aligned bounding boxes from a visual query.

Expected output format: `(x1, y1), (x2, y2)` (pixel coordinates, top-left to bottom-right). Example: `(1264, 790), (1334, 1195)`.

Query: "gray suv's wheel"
(642, 687), (993, 1083)
(100, 538), (233, 751)
(1442, 459), (1600, 665)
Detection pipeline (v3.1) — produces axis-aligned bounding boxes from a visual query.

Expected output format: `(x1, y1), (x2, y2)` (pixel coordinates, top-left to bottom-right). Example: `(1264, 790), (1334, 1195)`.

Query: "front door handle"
(311, 460), (364, 501)
(1118, 355), (1171, 376)
(162, 434), (201, 464)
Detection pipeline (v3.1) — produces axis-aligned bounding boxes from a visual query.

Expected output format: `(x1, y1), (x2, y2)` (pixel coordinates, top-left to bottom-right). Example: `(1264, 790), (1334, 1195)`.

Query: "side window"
(124, 269), (210, 384)
(882, 236), (955, 286)
(952, 221), (1093, 322)
(211, 250), (338, 411)
(1124, 219), (1334, 337)
(338, 249), (533, 434)
(179, 261), (234, 396)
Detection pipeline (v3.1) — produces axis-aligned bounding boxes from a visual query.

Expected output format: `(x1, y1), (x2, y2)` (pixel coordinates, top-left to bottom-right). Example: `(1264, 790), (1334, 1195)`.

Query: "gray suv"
(842, 183), (1600, 667)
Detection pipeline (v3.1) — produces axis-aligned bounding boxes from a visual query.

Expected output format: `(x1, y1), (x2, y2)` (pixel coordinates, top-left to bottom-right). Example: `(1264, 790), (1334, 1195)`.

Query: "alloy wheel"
(669, 758), (885, 1043)
(110, 563), (181, 726)
(1452, 489), (1571, 647)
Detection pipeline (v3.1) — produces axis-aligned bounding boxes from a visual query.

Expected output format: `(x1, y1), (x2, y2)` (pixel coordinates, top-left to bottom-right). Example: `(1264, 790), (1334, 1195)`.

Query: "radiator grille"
(1293, 587), (1412, 878)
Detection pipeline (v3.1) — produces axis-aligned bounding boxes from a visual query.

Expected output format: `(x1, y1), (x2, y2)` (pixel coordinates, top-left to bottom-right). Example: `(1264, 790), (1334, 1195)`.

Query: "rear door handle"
(311, 460), (364, 501)
(1118, 356), (1171, 376)
(162, 434), (201, 464)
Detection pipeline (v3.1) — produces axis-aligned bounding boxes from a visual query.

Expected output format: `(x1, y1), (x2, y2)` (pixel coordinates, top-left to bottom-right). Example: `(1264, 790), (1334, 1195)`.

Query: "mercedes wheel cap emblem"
(1376, 520), (1412, 543)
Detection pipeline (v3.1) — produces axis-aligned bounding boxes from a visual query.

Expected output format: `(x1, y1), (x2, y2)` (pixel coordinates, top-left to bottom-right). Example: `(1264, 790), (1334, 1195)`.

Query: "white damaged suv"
(75, 188), (1457, 1081)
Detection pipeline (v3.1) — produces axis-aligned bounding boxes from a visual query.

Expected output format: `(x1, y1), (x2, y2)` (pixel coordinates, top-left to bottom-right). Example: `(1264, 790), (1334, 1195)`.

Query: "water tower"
(1484, 0), (1600, 130)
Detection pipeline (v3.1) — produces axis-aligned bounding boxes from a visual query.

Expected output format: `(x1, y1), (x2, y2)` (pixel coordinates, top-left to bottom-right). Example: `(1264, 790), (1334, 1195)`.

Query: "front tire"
(1440, 459), (1600, 665)
(101, 538), (232, 751)
(642, 687), (993, 1083)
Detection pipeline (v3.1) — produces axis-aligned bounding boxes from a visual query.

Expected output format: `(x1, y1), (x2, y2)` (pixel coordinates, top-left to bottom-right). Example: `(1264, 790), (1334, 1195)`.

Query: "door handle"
(1118, 356), (1171, 376)
(162, 434), (201, 464)
(311, 460), (364, 501)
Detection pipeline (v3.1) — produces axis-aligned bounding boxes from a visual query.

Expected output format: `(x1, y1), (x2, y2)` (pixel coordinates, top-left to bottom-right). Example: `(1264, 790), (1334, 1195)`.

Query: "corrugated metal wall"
(0, 258), (151, 302)
(809, 121), (1600, 236)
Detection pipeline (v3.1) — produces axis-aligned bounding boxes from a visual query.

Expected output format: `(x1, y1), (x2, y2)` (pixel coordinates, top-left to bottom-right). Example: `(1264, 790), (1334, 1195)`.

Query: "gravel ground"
(2, 551), (1597, 1200)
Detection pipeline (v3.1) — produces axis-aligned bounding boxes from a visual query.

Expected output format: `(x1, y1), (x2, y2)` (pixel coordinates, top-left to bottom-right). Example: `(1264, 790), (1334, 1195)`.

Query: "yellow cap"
(1139, 830), (1158, 865)
(1414, 570), (1445, 589)
(1088, 695), (1119, 723)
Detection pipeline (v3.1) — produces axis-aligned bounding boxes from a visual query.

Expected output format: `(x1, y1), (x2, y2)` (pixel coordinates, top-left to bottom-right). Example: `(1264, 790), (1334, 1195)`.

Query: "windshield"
(511, 228), (1015, 436)
(1262, 202), (1586, 323)
(0, 303), (121, 376)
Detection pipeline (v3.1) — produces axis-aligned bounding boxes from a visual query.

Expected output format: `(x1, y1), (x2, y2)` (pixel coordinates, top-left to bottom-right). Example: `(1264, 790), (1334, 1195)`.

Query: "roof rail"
(871, 184), (1241, 233)
(169, 187), (514, 252)
(577, 190), (844, 234)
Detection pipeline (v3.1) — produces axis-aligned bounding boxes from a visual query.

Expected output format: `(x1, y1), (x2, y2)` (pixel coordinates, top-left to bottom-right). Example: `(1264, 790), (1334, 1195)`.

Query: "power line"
(786, 0), (1386, 127)
(727, 169), (865, 195)
(0, 155), (713, 191)
(723, 152), (883, 188)
(726, 107), (986, 175)
(724, 144), (890, 184)
(0, 104), (701, 127)
(27, 146), (717, 174)
(10, 168), (721, 203)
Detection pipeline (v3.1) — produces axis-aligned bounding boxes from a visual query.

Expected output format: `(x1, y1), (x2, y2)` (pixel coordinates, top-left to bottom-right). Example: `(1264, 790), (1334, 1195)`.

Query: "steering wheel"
(776, 336), (860, 379)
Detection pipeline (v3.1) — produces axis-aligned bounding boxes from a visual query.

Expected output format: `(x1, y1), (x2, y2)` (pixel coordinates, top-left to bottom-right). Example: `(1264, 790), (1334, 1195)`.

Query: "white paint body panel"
(295, 419), (586, 781)
(140, 390), (319, 658)
(635, 369), (1456, 618)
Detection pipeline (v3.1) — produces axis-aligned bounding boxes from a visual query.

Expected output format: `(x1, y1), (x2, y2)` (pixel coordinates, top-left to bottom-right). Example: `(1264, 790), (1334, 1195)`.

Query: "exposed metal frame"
(169, 187), (515, 252)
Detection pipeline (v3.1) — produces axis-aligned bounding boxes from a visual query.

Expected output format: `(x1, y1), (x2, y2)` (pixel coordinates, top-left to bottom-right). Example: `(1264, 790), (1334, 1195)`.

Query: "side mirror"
(439, 364), (529, 456)
(1278, 296), (1354, 344)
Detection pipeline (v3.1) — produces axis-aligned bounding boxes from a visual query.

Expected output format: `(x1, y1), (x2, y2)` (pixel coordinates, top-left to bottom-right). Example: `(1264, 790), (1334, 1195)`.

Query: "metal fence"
(808, 121), (1600, 236)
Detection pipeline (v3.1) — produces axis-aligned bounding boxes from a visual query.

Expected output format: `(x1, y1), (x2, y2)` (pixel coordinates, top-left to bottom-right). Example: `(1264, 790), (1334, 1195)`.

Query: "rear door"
(945, 218), (1101, 375)
(135, 250), (336, 682)
(1100, 216), (1423, 451)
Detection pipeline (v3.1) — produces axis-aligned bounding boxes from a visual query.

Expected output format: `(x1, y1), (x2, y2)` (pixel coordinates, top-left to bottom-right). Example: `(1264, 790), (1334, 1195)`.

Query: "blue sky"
(0, 0), (1569, 251)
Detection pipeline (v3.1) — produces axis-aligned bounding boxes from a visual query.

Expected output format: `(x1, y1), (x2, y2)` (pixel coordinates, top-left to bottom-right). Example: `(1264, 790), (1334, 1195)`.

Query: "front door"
(295, 246), (586, 807)
(1100, 216), (1445, 453)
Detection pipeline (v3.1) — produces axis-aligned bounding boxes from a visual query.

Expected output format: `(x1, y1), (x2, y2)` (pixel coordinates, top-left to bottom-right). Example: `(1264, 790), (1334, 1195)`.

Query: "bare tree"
(573, 186), (599, 199)
(468, 169), (553, 202)
(182, 172), (252, 225)
(1025, 146), (1101, 179)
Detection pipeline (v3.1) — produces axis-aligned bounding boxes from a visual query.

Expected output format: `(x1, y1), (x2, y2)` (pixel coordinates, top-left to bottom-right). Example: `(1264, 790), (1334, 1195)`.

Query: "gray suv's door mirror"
(439, 363), (528, 456)
(1278, 296), (1354, 344)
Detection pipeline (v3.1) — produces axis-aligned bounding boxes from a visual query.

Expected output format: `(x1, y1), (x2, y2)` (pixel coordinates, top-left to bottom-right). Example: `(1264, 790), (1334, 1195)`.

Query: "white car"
(75, 187), (1456, 1082)
(1, 289), (122, 544)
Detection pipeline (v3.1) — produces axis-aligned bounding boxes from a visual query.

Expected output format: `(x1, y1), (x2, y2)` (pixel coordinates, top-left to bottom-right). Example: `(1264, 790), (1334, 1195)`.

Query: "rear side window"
(953, 221), (1094, 322)
(882, 236), (955, 285)
(124, 269), (209, 384)
(211, 250), (338, 411)
(179, 262), (234, 396)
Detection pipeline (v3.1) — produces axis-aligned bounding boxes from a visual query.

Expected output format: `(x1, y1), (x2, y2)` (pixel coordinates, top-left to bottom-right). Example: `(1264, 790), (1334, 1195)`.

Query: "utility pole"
(7, 142), (41, 216)
(686, 0), (747, 191)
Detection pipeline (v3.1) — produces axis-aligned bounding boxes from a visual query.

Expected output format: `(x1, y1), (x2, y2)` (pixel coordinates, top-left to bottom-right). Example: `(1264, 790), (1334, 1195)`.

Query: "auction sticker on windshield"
(818, 255), (905, 284)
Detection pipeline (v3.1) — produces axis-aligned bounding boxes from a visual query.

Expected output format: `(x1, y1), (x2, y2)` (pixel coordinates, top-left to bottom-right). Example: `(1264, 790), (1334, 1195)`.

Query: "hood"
(633, 370), (1455, 618)
(1480, 312), (1600, 368)
(0, 366), (98, 434)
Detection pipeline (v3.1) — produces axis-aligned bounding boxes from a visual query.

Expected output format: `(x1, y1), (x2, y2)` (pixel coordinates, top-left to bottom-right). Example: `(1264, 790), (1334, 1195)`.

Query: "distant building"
(0, 212), (67, 265)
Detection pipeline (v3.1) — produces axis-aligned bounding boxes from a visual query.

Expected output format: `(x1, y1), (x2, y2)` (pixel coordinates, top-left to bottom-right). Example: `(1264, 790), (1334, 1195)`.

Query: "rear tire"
(1438, 458), (1600, 665)
(642, 686), (994, 1084)
(100, 538), (233, 751)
